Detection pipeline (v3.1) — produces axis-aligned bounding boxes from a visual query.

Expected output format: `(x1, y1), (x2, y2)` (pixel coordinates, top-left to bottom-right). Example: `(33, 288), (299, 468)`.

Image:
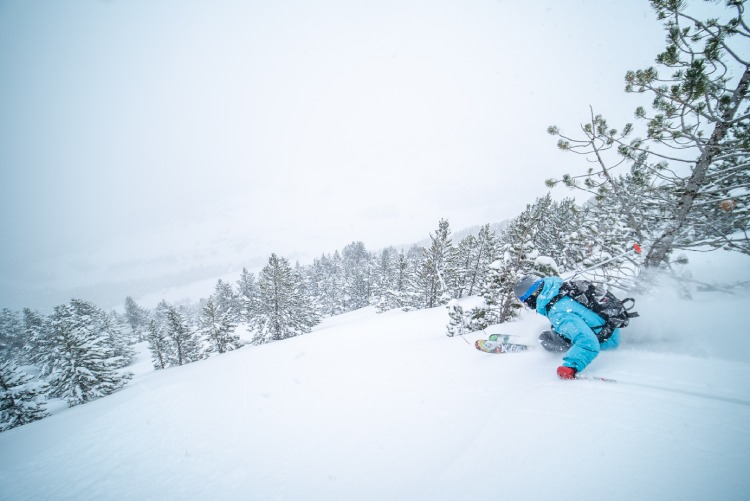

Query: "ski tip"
(474, 339), (504, 353)
(475, 339), (530, 354)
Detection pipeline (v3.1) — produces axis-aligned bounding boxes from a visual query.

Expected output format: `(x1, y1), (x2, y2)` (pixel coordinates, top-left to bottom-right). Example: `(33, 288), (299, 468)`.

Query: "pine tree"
(98, 310), (135, 368)
(550, 198), (589, 273)
(199, 298), (242, 355)
(454, 235), (476, 299)
(152, 300), (171, 332)
(471, 225), (498, 295)
(236, 267), (259, 324)
(47, 299), (132, 407)
(445, 301), (489, 337)
(145, 319), (171, 370)
(548, 1), (750, 267)
(572, 197), (642, 289)
(481, 212), (531, 324)
(481, 257), (522, 325)
(481, 196), (562, 324)
(310, 252), (345, 316)
(341, 241), (372, 311)
(373, 248), (415, 313)
(535, 195), (573, 259)
(627, 0), (750, 265)
(251, 253), (320, 344)
(164, 304), (201, 366)
(123, 296), (150, 341)
(416, 219), (458, 308)
(0, 309), (24, 363)
(296, 260), (324, 319)
(372, 247), (395, 301)
(400, 245), (427, 311)
(453, 225), (498, 298)
(445, 301), (468, 337)
(213, 279), (242, 324)
(22, 308), (52, 375)
(0, 361), (49, 432)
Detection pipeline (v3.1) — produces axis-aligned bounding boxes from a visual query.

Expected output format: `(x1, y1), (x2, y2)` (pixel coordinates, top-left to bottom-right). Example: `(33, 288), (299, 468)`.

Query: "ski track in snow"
(1, 275), (750, 500)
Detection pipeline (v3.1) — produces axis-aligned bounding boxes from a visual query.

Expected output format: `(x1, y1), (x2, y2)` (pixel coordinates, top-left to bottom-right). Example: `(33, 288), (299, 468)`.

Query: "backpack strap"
(545, 293), (565, 312)
(621, 298), (640, 319)
(544, 281), (573, 312)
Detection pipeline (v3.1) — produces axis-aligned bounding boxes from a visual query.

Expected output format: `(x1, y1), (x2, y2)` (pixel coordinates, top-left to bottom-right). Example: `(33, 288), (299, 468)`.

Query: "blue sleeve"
(535, 276), (563, 316)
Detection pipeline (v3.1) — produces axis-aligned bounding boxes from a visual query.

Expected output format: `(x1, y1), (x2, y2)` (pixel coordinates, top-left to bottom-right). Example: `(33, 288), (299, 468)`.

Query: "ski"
(488, 334), (512, 343)
(474, 339), (529, 354)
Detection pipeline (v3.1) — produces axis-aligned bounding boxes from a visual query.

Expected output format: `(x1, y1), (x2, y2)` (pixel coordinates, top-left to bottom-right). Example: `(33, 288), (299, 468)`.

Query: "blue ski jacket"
(534, 276), (620, 372)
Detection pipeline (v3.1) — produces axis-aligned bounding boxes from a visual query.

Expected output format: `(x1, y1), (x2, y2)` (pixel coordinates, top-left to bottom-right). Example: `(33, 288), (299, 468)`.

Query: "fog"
(0, 0), (666, 310)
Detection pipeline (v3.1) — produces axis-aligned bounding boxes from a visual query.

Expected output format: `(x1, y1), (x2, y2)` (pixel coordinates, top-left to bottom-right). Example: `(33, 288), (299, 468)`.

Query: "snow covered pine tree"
(0, 361), (49, 432)
(46, 299), (132, 407)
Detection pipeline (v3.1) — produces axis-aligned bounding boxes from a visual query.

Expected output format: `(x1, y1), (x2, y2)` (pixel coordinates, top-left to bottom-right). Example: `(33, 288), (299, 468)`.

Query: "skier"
(514, 275), (621, 379)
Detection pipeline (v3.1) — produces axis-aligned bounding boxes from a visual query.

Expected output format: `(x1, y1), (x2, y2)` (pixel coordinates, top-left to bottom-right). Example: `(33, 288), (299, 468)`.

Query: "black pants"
(539, 330), (572, 353)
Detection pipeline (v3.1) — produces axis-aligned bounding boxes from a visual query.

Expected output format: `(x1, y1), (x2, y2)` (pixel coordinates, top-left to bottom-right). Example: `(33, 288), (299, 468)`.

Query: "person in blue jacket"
(514, 275), (620, 379)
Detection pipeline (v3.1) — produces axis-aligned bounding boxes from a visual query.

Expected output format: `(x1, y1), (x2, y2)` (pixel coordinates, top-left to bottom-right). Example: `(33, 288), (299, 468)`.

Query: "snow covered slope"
(1, 280), (749, 500)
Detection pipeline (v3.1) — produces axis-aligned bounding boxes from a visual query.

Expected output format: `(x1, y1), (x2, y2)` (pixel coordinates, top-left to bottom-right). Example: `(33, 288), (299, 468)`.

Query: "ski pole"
(575, 374), (617, 383)
(457, 331), (471, 345)
(564, 243), (642, 280)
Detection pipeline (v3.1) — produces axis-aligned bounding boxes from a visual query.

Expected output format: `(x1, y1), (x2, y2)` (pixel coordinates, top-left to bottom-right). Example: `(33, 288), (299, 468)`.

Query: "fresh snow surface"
(2, 268), (750, 500)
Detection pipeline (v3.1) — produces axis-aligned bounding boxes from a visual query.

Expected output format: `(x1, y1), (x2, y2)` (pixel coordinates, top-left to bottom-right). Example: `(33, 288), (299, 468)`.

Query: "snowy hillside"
(2, 261), (750, 500)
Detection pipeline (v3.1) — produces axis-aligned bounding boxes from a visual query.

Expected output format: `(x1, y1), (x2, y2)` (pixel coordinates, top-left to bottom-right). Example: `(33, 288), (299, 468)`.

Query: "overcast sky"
(1, 0), (671, 311)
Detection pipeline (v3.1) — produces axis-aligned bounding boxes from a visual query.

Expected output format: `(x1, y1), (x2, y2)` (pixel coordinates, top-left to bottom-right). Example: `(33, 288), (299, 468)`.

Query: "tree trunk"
(644, 65), (750, 267)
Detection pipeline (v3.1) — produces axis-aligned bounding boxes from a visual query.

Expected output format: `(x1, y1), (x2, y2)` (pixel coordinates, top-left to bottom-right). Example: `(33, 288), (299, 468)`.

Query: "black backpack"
(546, 280), (639, 341)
